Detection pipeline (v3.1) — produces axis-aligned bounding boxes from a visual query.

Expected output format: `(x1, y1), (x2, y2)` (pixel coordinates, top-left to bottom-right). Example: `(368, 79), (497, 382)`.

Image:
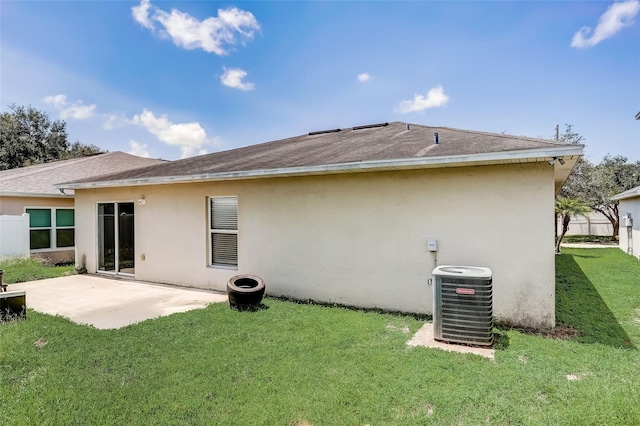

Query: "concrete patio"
(8, 275), (227, 329)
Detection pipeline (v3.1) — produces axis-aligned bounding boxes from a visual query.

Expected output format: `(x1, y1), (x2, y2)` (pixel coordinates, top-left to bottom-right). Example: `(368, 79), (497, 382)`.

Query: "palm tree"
(555, 197), (591, 253)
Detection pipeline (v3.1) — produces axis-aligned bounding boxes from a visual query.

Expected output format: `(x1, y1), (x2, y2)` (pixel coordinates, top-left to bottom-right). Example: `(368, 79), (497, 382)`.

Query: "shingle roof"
(612, 185), (640, 201)
(0, 152), (166, 196)
(61, 122), (581, 188)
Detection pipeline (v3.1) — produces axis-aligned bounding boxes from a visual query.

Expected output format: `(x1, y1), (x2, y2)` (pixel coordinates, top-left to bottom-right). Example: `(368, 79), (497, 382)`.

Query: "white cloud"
(132, 0), (154, 29)
(358, 73), (371, 83)
(572, 0), (640, 48)
(132, 0), (260, 55)
(130, 109), (209, 158)
(220, 67), (254, 90)
(103, 114), (128, 130)
(128, 140), (151, 158)
(42, 94), (66, 108)
(42, 94), (96, 119)
(395, 86), (449, 114)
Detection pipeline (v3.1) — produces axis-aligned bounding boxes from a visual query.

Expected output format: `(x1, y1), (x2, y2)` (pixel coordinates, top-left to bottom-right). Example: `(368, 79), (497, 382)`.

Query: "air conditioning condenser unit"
(432, 265), (493, 347)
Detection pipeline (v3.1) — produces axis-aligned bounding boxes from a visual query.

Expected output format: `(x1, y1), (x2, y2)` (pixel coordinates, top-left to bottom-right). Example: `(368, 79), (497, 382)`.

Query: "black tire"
(227, 275), (266, 307)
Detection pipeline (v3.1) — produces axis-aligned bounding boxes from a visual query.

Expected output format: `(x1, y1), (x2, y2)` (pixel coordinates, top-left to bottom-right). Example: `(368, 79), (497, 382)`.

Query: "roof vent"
(352, 122), (389, 131)
(434, 132), (439, 144)
(308, 128), (342, 136)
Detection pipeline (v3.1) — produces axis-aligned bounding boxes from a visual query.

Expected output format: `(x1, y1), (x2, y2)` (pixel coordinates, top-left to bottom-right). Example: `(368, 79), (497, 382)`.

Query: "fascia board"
(0, 192), (73, 198)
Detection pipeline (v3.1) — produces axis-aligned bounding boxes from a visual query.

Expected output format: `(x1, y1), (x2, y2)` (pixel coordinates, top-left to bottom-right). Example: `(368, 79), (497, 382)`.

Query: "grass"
(0, 256), (75, 284)
(1, 249), (639, 424)
(556, 248), (639, 347)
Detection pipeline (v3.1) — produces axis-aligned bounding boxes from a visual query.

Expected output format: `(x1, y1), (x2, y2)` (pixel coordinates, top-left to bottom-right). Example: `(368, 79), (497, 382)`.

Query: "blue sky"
(2, 1), (639, 162)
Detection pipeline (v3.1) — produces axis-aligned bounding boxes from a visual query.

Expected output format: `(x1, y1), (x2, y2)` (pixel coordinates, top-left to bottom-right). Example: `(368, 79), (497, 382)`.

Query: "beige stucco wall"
(0, 195), (75, 263)
(619, 197), (640, 260)
(74, 162), (556, 329)
(0, 195), (73, 215)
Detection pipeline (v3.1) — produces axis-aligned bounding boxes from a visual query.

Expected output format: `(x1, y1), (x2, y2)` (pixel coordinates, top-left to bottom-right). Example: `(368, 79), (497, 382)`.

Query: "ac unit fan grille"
(434, 272), (493, 346)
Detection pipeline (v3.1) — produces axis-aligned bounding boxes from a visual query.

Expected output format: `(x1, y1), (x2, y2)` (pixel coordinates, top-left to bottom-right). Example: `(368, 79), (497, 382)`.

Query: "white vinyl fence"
(561, 212), (613, 236)
(0, 214), (30, 258)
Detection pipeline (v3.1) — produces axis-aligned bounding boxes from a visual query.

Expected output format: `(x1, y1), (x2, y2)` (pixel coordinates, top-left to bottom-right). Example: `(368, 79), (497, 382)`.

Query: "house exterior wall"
(74, 162), (556, 329)
(0, 195), (75, 263)
(618, 197), (640, 260)
(0, 195), (73, 215)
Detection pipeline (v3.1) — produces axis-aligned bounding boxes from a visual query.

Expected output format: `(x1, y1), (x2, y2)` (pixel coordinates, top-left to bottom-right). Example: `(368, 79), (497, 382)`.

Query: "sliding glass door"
(98, 202), (135, 274)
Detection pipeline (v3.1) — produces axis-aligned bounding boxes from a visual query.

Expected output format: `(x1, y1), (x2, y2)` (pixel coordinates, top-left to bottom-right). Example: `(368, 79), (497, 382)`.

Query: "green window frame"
(25, 208), (75, 251)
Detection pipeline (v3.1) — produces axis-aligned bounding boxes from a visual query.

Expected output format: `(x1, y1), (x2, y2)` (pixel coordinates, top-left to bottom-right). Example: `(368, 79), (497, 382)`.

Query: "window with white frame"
(25, 208), (75, 251)
(209, 197), (238, 267)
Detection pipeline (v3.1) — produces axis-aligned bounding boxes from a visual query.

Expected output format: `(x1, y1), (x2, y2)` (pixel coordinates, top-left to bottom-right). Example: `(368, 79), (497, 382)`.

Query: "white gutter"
(56, 145), (584, 190)
(0, 192), (73, 198)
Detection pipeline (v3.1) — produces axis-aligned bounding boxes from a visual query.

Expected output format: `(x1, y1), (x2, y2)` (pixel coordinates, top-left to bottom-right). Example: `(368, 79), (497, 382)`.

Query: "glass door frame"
(96, 201), (135, 276)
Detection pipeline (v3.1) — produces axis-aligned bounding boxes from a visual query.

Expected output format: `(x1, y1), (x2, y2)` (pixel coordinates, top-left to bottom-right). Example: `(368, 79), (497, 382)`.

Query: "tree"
(557, 124), (589, 199)
(555, 197), (591, 253)
(585, 155), (640, 237)
(556, 124), (640, 238)
(64, 140), (103, 160)
(558, 157), (594, 200)
(557, 123), (585, 144)
(560, 155), (640, 237)
(0, 104), (103, 170)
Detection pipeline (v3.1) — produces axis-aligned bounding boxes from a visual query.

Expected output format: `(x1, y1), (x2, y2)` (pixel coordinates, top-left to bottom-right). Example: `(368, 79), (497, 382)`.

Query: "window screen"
(210, 197), (238, 266)
(56, 209), (75, 227)
(26, 209), (51, 228)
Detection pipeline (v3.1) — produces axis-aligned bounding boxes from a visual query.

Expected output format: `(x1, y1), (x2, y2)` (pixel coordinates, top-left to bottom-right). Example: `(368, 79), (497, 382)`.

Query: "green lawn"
(0, 256), (75, 284)
(1, 249), (639, 425)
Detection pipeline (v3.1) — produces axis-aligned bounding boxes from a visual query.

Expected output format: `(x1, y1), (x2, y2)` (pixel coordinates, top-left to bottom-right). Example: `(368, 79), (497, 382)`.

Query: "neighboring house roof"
(58, 122), (583, 191)
(0, 152), (166, 198)
(612, 185), (640, 201)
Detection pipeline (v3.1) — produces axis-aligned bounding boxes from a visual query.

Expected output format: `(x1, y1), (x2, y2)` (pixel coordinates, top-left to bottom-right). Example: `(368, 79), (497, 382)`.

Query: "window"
(25, 208), (75, 251)
(209, 197), (238, 267)
(26, 208), (52, 250)
(55, 209), (75, 248)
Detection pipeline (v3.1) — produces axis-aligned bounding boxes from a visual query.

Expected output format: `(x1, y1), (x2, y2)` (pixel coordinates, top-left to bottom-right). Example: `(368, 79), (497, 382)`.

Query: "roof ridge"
(403, 123), (564, 145)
